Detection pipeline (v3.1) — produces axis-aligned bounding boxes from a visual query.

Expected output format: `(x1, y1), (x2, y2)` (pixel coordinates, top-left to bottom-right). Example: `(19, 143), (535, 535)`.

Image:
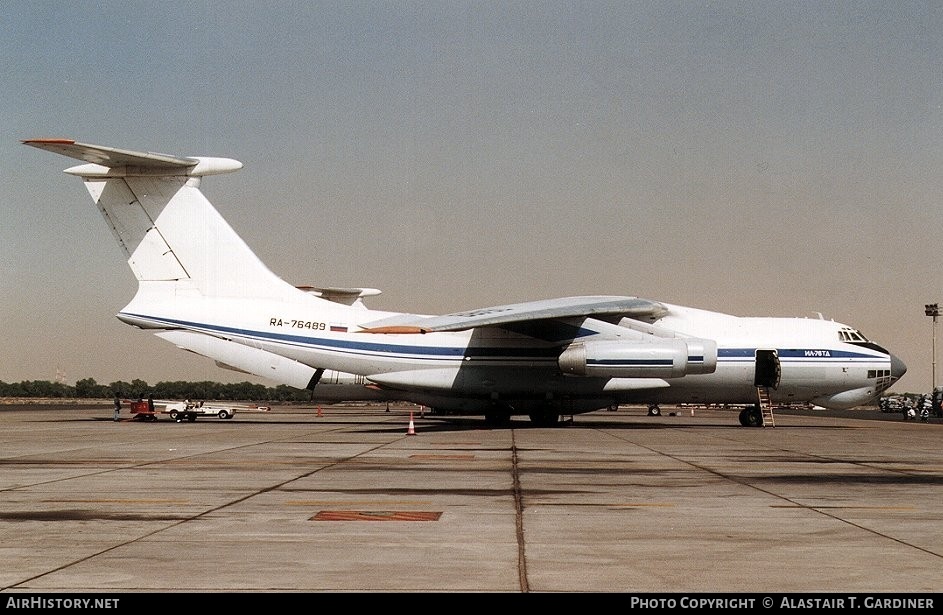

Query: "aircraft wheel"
(484, 411), (510, 426)
(528, 411), (560, 427)
(740, 406), (762, 427)
(647, 404), (661, 416)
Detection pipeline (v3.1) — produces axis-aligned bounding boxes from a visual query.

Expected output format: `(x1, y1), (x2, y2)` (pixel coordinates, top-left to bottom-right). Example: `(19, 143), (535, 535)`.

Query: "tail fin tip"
(23, 137), (242, 177)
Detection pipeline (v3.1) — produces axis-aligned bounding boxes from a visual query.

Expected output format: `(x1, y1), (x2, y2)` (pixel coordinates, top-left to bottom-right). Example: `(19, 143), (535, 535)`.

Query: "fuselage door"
(754, 349), (781, 389)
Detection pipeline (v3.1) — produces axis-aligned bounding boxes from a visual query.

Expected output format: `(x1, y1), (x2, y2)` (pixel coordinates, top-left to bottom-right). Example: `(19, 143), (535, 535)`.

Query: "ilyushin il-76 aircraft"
(24, 138), (907, 427)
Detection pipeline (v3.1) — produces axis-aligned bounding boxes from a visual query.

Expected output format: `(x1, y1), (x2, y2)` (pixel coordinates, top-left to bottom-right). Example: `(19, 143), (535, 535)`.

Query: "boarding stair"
(756, 386), (775, 427)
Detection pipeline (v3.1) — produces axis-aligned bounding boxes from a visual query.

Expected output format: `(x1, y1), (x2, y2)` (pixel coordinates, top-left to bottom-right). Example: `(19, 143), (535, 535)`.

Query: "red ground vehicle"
(127, 399), (158, 421)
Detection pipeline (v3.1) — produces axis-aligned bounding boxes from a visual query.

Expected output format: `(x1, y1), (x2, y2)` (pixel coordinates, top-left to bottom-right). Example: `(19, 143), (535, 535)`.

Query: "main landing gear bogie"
(484, 410), (511, 427)
(484, 407), (565, 427)
(528, 411), (561, 427)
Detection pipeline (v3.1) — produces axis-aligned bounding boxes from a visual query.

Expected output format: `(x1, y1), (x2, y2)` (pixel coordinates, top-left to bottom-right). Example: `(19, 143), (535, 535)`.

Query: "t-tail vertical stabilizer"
(22, 138), (302, 302)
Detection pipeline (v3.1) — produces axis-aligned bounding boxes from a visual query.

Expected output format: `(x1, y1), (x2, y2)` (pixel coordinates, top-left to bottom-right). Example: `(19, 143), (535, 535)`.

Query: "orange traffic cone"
(317, 406), (323, 417)
(407, 411), (416, 435)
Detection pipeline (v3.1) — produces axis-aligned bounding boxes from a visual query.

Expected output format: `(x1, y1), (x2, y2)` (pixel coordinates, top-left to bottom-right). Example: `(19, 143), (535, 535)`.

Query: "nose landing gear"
(738, 405), (763, 427)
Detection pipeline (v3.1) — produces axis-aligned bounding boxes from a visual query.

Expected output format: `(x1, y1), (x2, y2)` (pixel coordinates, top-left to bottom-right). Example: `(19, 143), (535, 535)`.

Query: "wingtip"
(22, 138), (76, 145)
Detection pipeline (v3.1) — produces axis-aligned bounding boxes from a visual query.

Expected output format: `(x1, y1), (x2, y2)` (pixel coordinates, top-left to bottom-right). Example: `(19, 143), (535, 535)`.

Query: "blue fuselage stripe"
(122, 313), (888, 365)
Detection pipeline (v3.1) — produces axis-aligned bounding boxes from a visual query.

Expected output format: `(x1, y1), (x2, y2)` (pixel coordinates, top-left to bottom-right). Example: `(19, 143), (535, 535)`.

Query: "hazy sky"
(3, 1), (942, 393)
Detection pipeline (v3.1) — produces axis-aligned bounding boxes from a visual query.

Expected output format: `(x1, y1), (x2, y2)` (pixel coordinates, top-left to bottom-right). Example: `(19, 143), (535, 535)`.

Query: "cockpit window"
(839, 327), (889, 354)
(838, 327), (869, 343)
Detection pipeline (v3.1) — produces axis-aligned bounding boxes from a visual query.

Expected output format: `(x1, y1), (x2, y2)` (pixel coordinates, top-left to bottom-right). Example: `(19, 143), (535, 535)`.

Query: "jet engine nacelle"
(558, 339), (717, 378)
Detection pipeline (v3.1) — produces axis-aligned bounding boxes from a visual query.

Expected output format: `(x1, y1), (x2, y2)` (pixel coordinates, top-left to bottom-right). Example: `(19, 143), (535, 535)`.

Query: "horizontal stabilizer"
(22, 138), (242, 177)
(296, 286), (382, 307)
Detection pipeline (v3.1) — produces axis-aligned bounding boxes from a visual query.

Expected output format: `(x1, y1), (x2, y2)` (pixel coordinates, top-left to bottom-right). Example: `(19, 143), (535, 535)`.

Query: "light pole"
(926, 303), (939, 393)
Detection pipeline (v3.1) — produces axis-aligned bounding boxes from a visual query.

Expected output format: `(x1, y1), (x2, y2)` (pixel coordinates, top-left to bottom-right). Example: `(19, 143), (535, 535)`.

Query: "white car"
(163, 401), (236, 421)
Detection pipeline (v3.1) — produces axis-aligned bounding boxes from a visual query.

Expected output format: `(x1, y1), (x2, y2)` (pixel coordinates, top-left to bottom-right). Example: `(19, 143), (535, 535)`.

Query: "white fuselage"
(119, 289), (896, 413)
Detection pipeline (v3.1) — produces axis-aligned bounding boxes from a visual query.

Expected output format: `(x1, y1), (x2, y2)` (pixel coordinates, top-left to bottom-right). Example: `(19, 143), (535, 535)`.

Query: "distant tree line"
(0, 378), (314, 402)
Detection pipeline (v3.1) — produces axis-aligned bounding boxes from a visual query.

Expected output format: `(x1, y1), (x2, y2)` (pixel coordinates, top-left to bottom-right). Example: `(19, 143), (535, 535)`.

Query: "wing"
(359, 295), (667, 333)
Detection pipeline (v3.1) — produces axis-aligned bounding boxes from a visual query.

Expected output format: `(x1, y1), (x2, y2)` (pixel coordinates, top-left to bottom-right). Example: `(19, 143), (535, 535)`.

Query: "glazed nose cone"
(890, 353), (907, 381)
